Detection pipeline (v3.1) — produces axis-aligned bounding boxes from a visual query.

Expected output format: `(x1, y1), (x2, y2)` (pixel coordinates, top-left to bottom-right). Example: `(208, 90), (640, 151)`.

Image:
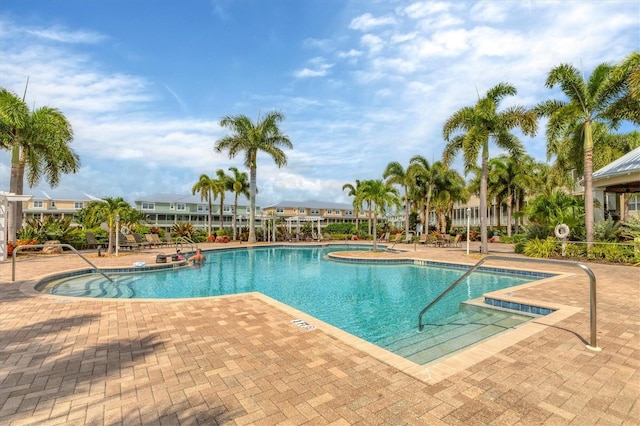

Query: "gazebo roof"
(591, 147), (640, 193)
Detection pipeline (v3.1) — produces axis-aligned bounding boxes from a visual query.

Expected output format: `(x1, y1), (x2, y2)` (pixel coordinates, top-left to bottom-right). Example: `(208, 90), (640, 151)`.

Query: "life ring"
(554, 224), (570, 239)
(120, 226), (130, 235)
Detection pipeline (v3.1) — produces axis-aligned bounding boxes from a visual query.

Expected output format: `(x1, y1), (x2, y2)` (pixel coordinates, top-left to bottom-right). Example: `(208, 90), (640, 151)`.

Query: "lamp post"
(466, 208), (471, 255)
(115, 213), (120, 257)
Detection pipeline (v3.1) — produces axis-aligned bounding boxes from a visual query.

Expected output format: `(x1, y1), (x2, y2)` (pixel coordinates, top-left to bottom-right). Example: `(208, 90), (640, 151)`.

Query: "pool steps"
(375, 304), (535, 365)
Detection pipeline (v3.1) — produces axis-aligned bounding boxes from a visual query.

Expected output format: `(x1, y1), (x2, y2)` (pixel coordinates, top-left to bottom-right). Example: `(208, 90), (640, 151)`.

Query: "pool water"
(41, 245), (538, 362)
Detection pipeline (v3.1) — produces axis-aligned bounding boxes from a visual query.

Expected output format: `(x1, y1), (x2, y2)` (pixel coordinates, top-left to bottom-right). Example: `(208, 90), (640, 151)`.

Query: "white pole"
(115, 214), (120, 257)
(466, 208), (471, 255)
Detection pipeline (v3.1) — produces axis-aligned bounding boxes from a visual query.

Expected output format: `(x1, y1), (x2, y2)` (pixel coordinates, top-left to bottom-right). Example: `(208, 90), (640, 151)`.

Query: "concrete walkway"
(0, 241), (638, 425)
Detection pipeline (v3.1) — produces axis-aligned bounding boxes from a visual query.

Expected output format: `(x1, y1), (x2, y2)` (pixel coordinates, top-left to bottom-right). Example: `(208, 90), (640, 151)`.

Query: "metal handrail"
(12, 244), (113, 282)
(176, 236), (198, 253)
(417, 255), (600, 351)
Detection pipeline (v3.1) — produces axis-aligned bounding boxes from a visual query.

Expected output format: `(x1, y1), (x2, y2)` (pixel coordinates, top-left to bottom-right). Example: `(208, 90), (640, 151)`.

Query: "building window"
(142, 202), (155, 210)
(276, 207), (284, 213)
(176, 203), (186, 211)
(74, 202), (83, 209)
(50, 201), (57, 208)
(310, 209), (319, 215)
(197, 205), (208, 212)
(327, 209), (333, 214)
(223, 205), (233, 213)
(298, 208), (306, 214)
(629, 194), (639, 211)
(345, 210), (352, 216)
(33, 200), (43, 208)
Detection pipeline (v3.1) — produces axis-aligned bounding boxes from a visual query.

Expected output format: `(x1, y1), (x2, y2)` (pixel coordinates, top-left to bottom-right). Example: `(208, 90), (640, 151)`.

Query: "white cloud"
(401, 1), (452, 19)
(349, 13), (397, 31)
(470, 1), (509, 23)
(25, 26), (106, 43)
(294, 57), (334, 78)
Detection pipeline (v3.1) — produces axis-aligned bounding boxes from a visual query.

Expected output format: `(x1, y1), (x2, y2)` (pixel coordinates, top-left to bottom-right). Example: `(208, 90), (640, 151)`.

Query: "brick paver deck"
(1, 242), (638, 425)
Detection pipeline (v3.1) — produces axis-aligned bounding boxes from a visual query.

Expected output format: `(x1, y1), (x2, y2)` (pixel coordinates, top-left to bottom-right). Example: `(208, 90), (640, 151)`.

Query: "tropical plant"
(342, 179), (362, 231)
(192, 174), (216, 237)
(359, 179), (400, 251)
(524, 189), (585, 240)
(0, 87), (80, 241)
(407, 156), (435, 232)
(430, 163), (467, 234)
(594, 217), (621, 242)
(443, 82), (537, 254)
(523, 237), (558, 258)
(228, 166), (251, 240)
(536, 59), (635, 249)
(215, 111), (292, 243)
(383, 161), (413, 237)
(82, 197), (133, 254)
(172, 222), (194, 239)
(214, 168), (233, 232)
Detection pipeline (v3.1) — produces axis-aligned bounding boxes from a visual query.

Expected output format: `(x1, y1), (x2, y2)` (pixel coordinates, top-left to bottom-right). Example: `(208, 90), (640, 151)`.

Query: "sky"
(0, 0), (638, 207)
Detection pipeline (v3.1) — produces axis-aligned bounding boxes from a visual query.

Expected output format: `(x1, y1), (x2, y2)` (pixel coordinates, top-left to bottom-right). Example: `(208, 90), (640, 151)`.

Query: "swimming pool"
(39, 245), (547, 363)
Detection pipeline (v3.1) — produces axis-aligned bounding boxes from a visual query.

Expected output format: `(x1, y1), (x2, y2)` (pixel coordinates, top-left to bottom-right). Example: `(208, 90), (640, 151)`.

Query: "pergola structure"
(0, 192), (33, 261)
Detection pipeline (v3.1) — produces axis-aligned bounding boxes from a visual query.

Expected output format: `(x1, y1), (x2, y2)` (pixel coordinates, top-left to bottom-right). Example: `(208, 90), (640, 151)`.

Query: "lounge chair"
(146, 233), (166, 248)
(435, 234), (451, 247)
(404, 232), (414, 243)
(132, 232), (151, 249)
(390, 233), (403, 244)
(85, 232), (102, 250)
(418, 233), (428, 244)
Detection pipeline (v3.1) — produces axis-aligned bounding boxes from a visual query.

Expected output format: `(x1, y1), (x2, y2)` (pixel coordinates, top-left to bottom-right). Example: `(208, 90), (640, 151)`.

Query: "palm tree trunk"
(8, 146), (21, 241)
(233, 195), (238, 240)
(480, 156), (489, 254)
(373, 215), (378, 252)
(584, 122), (594, 249)
(219, 195), (224, 232)
(404, 190), (410, 236)
(248, 166), (257, 243)
(207, 193), (212, 237)
(506, 190), (513, 237)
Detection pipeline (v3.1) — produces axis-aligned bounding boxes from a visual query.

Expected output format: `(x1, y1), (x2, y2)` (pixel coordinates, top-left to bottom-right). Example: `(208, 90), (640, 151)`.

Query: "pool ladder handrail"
(417, 255), (600, 351)
(176, 236), (198, 254)
(11, 243), (113, 282)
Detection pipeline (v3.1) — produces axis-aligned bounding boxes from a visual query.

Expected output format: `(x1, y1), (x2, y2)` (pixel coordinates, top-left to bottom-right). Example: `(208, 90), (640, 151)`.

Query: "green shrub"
(589, 243), (635, 263)
(564, 243), (587, 258)
(523, 237), (558, 258)
(324, 223), (355, 234)
(525, 224), (549, 240)
(514, 241), (526, 254)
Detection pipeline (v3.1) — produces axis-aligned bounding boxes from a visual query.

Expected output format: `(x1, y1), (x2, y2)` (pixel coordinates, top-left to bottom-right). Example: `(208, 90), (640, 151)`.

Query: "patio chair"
(146, 233), (166, 248)
(85, 232), (102, 250)
(124, 233), (142, 250)
(418, 233), (428, 244)
(133, 232), (151, 249)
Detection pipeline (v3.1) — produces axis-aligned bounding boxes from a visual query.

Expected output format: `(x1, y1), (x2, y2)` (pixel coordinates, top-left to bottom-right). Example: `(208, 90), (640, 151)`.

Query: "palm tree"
(215, 111), (293, 243)
(383, 161), (413, 237)
(228, 167), (251, 240)
(606, 51), (640, 124)
(443, 83), (537, 254)
(83, 197), (131, 254)
(214, 168), (233, 232)
(359, 179), (400, 251)
(430, 165), (467, 233)
(0, 87), (79, 241)
(342, 180), (362, 232)
(537, 61), (633, 248)
(192, 174), (216, 238)
(407, 156), (434, 233)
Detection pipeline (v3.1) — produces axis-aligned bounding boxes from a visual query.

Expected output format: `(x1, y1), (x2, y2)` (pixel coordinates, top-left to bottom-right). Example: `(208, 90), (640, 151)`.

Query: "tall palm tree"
(192, 174), (216, 237)
(214, 168), (233, 232)
(342, 180), (362, 232)
(606, 51), (640, 123)
(537, 61), (632, 247)
(228, 167), (251, 240)
(383, 161), (413, 236)
(359, 179), (400, 251)
(215, 111), (293, 243)
(443, 83), (537, 254)
(83, 197), (131, 254)
(407, 156), (434, 233)
(0, 87), (79, 241)
(431, 165), (467, 233)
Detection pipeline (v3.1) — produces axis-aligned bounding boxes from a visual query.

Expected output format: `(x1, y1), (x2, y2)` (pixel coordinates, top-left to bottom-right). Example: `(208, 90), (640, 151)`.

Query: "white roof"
(592, 147), (640, 180)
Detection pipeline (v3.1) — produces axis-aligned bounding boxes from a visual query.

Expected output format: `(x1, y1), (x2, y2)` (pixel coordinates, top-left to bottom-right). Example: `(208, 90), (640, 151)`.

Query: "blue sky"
(0, 0), (638, 207)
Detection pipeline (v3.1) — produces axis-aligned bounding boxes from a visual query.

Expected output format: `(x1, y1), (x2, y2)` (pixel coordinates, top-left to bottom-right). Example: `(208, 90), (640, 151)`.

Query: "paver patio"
(1, 241), (638, 425)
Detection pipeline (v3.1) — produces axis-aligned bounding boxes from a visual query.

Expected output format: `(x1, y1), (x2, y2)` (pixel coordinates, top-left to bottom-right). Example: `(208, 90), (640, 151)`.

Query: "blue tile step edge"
(482, 297), (556, 316)
(34, 261), (189, 291)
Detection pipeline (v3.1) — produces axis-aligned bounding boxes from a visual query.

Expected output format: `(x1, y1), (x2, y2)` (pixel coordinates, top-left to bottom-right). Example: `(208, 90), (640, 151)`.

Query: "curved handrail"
(12, 244), (113, 282)
(417, 255), (600, 351)
(176, 236), (198, 254)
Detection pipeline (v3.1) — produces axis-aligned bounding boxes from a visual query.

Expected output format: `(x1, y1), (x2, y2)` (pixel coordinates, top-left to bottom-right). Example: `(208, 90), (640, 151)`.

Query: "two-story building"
(133, 193), (258, 232)
(22, 191), (102, 224)
(261, 200), (370, 234)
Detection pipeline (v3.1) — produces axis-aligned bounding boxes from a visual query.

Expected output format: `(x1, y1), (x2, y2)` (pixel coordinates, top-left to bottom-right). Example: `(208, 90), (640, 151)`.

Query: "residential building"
(133, 193), (257, 232)
(22, 191), (101, 224)
(261, 200), (365, 233)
